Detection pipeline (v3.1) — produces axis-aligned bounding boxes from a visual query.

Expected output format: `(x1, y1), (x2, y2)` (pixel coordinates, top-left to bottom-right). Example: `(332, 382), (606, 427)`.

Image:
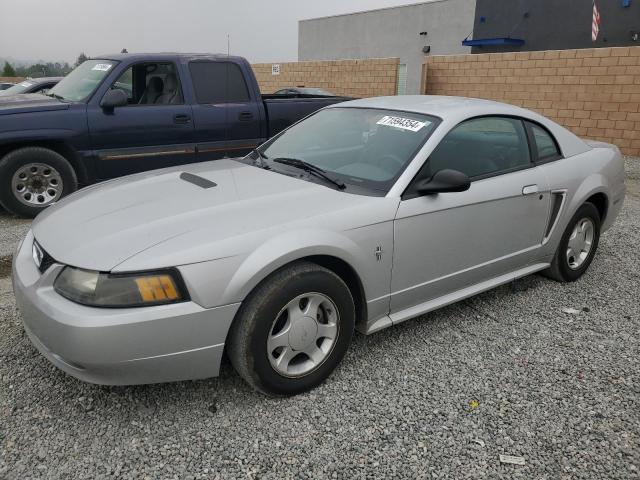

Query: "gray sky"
(0, 0), (425, 64)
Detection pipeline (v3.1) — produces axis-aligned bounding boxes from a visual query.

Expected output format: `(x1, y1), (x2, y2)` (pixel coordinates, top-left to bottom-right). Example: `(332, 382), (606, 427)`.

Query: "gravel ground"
(0, 161), (638, 479)
(0, 213), (29, 260)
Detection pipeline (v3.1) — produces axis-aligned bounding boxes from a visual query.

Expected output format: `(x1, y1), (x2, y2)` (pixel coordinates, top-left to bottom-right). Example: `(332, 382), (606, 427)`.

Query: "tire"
(0, 147), (78, 218)
(227, 261), (355, 396)
(543, 202), (601, 283)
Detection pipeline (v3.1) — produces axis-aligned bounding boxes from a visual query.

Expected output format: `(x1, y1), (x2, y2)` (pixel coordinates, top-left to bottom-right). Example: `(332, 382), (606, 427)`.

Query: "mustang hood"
(33, 160), (375, 271)
(0, 93), (69, 115)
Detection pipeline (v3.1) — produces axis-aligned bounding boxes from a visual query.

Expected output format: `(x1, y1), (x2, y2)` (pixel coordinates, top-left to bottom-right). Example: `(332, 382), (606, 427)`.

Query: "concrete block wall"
(423, 47), (640, 156)
(0, 77), (25, 83)
(252, 58), (399, 98)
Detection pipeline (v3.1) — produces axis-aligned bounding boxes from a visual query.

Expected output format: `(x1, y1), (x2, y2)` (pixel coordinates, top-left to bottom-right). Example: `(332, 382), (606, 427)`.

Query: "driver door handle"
(174, 114), (191, 124)
(522, 184), (539, 196)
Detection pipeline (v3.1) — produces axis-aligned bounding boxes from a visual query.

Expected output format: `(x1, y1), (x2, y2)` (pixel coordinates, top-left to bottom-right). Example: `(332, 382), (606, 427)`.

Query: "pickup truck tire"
(0, 147), (77, 218)
(227, 261), (355, 396)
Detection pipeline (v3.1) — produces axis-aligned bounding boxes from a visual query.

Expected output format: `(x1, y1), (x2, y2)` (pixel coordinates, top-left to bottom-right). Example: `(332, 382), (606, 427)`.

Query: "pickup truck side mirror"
(416, 169), (471, 195)
(100, 89), (128, 110)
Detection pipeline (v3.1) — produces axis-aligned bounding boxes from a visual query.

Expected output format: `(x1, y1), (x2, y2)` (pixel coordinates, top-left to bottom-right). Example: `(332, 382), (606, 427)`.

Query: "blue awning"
(462, 37), (525, 47)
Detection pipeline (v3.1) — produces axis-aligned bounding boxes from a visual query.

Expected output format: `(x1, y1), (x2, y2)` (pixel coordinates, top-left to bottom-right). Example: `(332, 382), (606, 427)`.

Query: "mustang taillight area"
(53, 267), (188, 308)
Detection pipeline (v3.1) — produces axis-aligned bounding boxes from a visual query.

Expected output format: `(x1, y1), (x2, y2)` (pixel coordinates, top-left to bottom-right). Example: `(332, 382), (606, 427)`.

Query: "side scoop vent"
(543, 190), (567, 243)
(179, 172), (217, 189)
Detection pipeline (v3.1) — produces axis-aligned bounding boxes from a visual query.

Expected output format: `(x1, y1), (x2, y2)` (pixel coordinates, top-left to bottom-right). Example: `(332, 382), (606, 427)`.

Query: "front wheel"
(0, 147), (78, 217)
(544, 202), (601, 282)
(227, 261), (355, 396)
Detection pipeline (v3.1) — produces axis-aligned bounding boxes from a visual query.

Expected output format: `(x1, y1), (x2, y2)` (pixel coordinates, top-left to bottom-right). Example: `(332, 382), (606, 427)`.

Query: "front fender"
(221, 228), (369, 306)
(178, 220), (395, 313)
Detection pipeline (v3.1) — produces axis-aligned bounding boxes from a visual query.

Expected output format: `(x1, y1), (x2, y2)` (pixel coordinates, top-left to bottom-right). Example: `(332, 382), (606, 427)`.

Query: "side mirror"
(416, 169), (471, 194)
(100, 89), (128, 110)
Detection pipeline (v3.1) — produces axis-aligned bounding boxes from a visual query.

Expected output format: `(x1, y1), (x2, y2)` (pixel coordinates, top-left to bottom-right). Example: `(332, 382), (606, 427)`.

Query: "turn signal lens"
(54, 267), (188, 308)
(135, 275), (180, 302)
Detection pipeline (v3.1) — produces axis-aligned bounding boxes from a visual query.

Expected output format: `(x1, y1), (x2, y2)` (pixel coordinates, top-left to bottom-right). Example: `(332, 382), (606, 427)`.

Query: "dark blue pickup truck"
(0, 53), (351, 217)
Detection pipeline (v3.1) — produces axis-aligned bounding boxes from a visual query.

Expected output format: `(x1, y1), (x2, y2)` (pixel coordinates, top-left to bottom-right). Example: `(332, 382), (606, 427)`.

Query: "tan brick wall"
(252, 58), (399, 98)
(423, 47), (640, 156)
(0, 77), (25, 83)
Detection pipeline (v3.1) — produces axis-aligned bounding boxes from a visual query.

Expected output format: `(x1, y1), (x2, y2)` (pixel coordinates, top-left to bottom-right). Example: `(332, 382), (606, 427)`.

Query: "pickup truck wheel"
(227, 261), (355, 396)
(0, 147), (77, 217)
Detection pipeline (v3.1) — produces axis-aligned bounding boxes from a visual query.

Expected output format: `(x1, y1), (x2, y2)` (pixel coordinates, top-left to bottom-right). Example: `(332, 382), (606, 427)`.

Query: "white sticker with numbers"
(92, 63), (112, 72)
(376, 115), (427, 132)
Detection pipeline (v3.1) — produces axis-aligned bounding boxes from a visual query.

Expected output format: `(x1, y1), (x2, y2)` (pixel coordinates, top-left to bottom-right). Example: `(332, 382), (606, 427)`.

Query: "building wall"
(471, 0), (640, 53)
(0, 77), (25, 83)
(298, 0), (476, 95)
(252, 58), (400, 98)
(423, 46), (640, 156)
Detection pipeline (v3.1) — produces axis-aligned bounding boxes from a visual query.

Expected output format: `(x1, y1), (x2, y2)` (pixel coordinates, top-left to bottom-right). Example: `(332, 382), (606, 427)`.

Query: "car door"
(188, 60), (263, 161)
(390, 116), (550, 317)
(87, 61), (196, 179)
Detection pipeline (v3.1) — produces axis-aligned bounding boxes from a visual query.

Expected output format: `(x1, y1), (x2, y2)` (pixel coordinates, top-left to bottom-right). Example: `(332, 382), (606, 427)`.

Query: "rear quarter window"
(528, 122), (562, 162)
(189, 61), (250, 104)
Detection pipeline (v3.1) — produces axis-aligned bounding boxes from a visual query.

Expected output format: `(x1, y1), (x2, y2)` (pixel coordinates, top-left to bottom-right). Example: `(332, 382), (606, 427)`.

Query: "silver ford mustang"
(12, 96), (626, 395)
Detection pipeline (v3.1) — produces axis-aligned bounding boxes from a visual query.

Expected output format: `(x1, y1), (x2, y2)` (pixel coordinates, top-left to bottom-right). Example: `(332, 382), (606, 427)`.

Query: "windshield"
(0, 80), (35, 96)
(259, 108), (438, 193)
(48, 60), (116, 102)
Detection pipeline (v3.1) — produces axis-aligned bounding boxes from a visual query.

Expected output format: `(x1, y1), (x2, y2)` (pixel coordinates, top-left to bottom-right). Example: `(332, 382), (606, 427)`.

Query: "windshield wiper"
(45, 92), (66, 101)
(273, 157), (346, 190)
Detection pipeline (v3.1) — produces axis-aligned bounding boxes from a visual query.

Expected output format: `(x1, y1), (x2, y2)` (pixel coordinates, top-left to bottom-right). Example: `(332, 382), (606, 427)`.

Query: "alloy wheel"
(566, 217), (595, 270)
(267, 293), (340, 378)
(11, 163), (63, 207)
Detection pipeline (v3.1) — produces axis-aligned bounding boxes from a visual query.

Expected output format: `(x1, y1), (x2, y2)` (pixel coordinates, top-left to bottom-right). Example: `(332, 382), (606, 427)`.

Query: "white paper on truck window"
(19, 81), (34, 87)
(92, 64), (112, 72)
(376, 116), (428, 132)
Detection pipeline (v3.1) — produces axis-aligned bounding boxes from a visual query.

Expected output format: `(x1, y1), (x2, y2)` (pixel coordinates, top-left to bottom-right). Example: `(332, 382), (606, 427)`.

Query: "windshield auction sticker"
(377, 116), (427, 132)
(92, 64), (112, 72)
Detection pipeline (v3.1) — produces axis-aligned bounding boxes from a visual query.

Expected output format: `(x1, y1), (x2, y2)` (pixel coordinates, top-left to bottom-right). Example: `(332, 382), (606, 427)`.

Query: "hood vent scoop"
(179, 172), (217, 189)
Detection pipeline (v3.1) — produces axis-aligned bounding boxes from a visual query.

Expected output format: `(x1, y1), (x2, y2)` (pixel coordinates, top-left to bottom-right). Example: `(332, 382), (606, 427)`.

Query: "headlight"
(54, 267), (189, 308)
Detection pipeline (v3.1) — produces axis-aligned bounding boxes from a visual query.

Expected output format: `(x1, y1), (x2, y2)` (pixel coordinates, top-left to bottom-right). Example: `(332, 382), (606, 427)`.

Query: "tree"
(2, 61), (16, 77)
(74, 52), (89, 67)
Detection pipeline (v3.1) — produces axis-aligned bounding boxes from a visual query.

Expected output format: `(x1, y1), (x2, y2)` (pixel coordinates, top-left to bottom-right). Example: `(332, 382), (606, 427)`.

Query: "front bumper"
(12, 231), (240, 385)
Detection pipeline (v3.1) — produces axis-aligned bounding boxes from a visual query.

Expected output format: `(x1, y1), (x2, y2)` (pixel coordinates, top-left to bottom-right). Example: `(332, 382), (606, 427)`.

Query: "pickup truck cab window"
(189, 61), (251, 104)
(110, 62), (184, 105)
(49, 60), (116, 102)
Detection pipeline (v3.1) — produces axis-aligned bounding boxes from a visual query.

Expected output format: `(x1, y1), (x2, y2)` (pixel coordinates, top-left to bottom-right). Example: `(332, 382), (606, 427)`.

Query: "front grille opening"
(39, 248), (57, 274)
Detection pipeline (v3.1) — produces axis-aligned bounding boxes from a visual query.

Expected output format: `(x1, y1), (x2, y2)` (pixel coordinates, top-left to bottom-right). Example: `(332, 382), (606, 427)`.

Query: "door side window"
(188, 61), (251, 104)
(109, 62), (184, 106)
(427, 117), (531, 179)
(527, 122), (562, 163)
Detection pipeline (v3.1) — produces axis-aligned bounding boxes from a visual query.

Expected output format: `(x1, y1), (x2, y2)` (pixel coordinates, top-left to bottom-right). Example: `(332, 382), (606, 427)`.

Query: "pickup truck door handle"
(522, 184), (539, 196)
(174, 114), (191, 124)
(238, 111), (254, 122)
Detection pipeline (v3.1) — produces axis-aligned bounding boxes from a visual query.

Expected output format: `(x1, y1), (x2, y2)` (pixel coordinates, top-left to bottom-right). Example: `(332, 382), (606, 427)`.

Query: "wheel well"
(0, 140), (88, 185)
(306, 255), (368, 330)
(586, 192), (608, 222)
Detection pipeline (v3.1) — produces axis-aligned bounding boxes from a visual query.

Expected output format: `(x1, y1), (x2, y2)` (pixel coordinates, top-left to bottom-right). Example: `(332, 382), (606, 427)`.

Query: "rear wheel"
(0, 147), (77, 217)
(227, 261), (355, 396)
(544, 202), (601, 282)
